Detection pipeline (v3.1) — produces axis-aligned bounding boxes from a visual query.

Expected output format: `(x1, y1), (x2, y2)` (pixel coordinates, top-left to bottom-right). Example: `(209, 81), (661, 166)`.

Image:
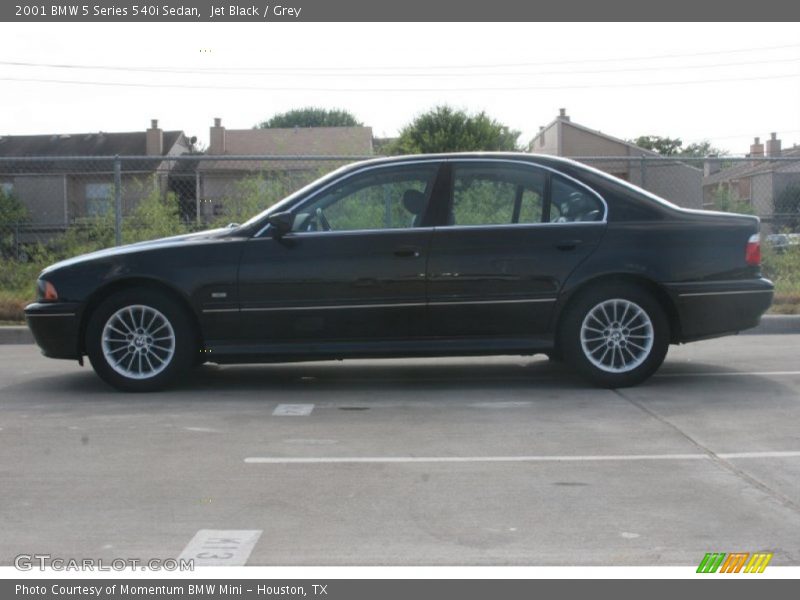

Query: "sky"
(0, 22), (799, 156)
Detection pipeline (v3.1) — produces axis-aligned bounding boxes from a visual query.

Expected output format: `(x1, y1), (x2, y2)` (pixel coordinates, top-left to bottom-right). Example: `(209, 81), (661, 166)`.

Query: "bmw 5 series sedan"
(25, 153), (774, 391)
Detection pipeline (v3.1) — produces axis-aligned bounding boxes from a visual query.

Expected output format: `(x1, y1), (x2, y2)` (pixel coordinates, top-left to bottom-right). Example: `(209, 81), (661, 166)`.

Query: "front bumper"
(665, 278), (774, 342)
(24, 302), (83, 359)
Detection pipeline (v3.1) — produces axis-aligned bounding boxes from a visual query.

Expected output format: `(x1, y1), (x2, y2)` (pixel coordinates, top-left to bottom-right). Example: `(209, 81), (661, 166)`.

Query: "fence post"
(195, 170), (201, 227)
(113, 155), (122, 245)
(640, 156), (647, 188)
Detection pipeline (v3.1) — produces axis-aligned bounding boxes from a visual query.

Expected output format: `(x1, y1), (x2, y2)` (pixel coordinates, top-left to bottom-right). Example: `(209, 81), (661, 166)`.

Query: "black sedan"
(25, 153), (773, 391)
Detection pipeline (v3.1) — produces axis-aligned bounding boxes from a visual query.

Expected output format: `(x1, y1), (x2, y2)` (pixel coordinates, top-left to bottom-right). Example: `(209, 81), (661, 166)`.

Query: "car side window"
(449, 163), (545, 226)
(549, 176), (604, 223)
(291, 164), (439, 232)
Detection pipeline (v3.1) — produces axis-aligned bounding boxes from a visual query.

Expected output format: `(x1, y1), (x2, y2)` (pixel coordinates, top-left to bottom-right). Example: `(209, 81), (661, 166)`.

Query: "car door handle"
(555, 239), (582, 251)
(394, 246), (421, 258)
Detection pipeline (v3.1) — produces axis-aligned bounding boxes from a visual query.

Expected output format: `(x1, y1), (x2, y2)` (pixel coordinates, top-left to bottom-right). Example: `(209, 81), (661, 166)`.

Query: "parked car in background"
(766, 233), (800, 252)
(25, 153), (773, 391)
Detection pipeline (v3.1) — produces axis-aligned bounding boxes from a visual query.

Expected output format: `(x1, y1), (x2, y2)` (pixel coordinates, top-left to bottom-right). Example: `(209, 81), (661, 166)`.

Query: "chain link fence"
(1, 153), (799, 319)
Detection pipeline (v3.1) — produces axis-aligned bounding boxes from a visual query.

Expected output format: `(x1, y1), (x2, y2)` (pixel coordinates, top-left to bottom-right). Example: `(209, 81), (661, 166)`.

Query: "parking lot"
(1, 334), (799, 566)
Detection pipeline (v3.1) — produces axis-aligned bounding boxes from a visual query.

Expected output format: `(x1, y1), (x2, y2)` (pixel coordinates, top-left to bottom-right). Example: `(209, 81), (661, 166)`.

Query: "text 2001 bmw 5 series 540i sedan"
(25, 153), (773, 391)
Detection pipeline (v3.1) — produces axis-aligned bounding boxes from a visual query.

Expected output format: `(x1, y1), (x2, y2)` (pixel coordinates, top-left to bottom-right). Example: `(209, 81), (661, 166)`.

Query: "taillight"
(745, 233), (761, 266)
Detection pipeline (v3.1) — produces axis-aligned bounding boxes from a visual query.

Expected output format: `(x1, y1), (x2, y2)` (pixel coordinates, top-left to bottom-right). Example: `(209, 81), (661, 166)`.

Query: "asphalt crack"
(613, 388), (800, 519)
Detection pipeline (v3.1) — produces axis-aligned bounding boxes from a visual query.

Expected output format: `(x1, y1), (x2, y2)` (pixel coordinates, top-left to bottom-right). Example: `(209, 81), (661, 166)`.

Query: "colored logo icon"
(697, 552), (773, 573)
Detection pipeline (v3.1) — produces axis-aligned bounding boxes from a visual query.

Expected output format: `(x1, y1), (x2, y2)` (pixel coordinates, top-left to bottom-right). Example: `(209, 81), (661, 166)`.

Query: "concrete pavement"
(0, 336), (798, 566)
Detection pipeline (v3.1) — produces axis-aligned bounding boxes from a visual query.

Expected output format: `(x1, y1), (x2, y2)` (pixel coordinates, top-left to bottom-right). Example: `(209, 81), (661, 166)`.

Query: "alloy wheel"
(579, 298), (654, 373)
(101, 304), (176, 380)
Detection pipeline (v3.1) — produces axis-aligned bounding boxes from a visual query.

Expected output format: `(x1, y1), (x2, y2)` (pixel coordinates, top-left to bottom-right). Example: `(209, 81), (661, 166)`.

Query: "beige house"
(0, 120), (191, 227)
(528, 109), (703, 208)
(197, 118), (374, 219)
(703, 134), (800, 226)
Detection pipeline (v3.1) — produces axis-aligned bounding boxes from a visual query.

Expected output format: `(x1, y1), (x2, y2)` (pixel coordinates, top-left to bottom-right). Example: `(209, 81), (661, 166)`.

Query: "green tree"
(256, 108), (362, 129)
(390, 106), (521, 155)
(631, 135), (727, 158)
(711, 185), (755, 215)
(0, 187), (27, 227)
(122, 184), (187, 244)
(774, 184), (800, 230)
(680, 140), (727, 158)
(0, 187), (29, 260)
(631, 135), (683, 156)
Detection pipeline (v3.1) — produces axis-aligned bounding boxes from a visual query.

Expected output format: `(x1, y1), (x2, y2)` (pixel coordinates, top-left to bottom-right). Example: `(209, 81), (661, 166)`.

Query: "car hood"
(41, 227), (235, 275)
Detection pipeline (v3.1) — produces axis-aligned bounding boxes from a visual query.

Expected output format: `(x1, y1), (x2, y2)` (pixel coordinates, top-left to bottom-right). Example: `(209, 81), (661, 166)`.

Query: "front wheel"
(560, 284), (669, 387)
(85, 289), (195, 392)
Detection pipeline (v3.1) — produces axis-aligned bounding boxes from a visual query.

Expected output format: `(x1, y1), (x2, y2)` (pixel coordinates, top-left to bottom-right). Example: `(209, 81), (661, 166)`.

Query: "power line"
(1, 56), (798, 78)
(2, 42), (799, 74)
(2, 71), (799, 92)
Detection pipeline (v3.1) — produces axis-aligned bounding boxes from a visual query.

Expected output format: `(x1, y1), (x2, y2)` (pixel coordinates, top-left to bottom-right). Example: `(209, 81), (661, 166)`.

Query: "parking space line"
(656, 370), (800, 378)
(273, 403), (315, 416)
(244, 450), (800, 464)
(177, 529), (262, 566)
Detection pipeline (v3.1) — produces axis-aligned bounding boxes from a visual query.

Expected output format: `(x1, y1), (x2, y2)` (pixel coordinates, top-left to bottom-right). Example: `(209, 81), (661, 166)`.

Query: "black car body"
(25, 153), (773, 391)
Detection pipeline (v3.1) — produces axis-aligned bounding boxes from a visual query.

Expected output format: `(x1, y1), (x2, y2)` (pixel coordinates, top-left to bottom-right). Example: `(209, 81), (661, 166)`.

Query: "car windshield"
(239, 162), (364, 228)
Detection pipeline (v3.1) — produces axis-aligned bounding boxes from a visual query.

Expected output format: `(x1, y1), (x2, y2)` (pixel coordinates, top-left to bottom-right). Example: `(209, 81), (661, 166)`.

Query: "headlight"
(37, 279), (58, 301)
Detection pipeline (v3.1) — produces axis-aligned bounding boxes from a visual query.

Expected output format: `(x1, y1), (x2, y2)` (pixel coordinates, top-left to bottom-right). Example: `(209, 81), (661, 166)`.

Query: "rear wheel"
(86, 289), (195, 392)
(561, 284), (669, 387)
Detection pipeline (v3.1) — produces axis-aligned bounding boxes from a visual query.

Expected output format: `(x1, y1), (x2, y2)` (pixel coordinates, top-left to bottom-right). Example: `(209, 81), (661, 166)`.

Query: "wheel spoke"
(107, 323), (129, 336)
(145, 311), (158, 333)
(618, 303), (630, 326)
(114, 350), (131, 365)
(622, 346), (638, 363)
(150, 321), (169, 335)
(623, 311), (643, 329)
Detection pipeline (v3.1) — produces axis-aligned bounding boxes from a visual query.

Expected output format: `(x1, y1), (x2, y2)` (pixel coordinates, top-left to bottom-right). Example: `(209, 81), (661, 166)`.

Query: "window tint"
(292, 164), (438, 232)
(549, 176), (604, 223)
(449, 163), (545, 226)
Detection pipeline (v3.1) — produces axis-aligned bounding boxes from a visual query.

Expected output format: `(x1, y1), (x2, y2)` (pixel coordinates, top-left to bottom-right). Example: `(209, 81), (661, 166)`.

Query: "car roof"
(343, 152), (578, 169)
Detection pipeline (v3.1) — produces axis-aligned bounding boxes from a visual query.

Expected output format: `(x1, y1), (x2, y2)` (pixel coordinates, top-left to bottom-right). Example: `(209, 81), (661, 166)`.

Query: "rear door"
(427, 160), (607, 338)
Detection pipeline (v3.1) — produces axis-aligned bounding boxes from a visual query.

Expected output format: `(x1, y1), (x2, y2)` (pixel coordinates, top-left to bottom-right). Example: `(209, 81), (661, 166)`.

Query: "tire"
(85, 289), (196, 392)
(560, 283), (669, 388)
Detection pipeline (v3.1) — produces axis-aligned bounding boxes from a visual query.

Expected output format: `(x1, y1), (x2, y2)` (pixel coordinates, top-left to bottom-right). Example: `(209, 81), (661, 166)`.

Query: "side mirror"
(267, 211), (293, 237)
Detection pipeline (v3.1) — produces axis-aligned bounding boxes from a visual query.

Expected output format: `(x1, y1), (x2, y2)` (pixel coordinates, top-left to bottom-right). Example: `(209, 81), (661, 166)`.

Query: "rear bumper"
(665, 278), (774, 342)
(24, 302), (83, 359)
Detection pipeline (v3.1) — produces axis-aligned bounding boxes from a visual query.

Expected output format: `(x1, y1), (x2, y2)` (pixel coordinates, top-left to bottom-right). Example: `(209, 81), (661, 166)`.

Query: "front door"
(237, 162), (443, 344)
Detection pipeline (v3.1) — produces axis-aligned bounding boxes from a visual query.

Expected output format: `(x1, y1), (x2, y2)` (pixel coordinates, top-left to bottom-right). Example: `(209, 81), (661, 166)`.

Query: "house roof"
(200, 126), (374, 172)
(0, 130), (188, 174)
(0, 130), (185, 157)
(529, 116), (702, 175)
(703, 146), (800, 186)
(531, 117), (661, 157)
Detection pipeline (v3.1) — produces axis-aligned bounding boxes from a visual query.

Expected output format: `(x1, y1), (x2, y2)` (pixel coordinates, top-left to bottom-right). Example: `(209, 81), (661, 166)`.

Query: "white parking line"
(273, 403), (315, 416)
(244, 450), (800, 465)
(177, 529), (262, 566)
(656, 370), (800, 378)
